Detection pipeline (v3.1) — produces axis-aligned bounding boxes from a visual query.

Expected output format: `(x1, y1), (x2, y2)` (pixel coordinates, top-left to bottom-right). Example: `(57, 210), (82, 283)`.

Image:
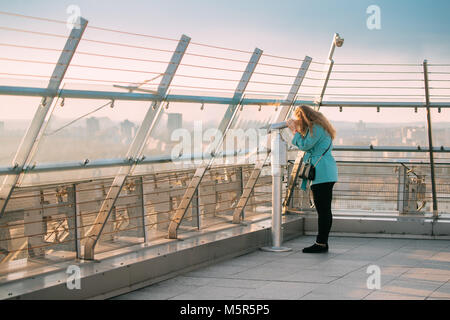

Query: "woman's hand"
(286, 119), (299, 134)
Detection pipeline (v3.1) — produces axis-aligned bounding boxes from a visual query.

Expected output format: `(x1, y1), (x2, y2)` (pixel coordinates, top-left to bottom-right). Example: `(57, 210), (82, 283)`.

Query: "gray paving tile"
(328, 266), (403, 289)
(330, 253), (385, 263)
(339, 246), (398, 261)
(285, 235), (316, 243)
(112, 291), (153, 300)
(366, 238), (410, 248)
(285, 251), (340, 261)
(403, 239), (450, 250)
(364, 291), (426, 300)
(113, 282), (198, 300)
(326, 237), (374, 246)
(328, 243), (364, 250)
(216, 252), (277, 268)
(309, 258), (372, 269)
(398, 267), (450, 283)
(364, 278), (443, 300)
(396, 247), (444, 258)
(427, 282), (450, 299)
(374, 250), (433, 267)
(232, 296), (270, 300)
(254, 249), (298, 257)
(273, 255), (336, 268)
(379, 265), (412, 277)
(208, 278), (267, 289)
(283, 270), (339, 284)
(230, 262), (300, 281)
(169, 294), (235, 300)
(161, 276), (215, 287)
(300, 283), (372, 300)
(169, 285), (251, 300)
(184, 264), (250, 278)
(426, 296), (450, 300)
(237, 281), (322, 300)
(299, 260), (369, 277)
(426, 251), (450, 263)
(418, 259), (450, 270)
(283, 238), (320, 249)
(111, 236), (450, 300)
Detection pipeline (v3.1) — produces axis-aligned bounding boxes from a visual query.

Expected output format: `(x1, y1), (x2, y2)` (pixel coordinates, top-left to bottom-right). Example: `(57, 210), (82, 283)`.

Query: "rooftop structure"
(0, 11), (448, 300)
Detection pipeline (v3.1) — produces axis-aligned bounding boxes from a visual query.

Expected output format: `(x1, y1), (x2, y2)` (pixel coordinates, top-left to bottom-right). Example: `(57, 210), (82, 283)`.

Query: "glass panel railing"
(213, 95), (285, 167)
(321, 106), (431, 162)
(132, 101), (230, 175)
(431, 107), (450, 148)
(0, 183), (77, 272)
(0, 96), (43, 167)
(19, 98), (149, 186)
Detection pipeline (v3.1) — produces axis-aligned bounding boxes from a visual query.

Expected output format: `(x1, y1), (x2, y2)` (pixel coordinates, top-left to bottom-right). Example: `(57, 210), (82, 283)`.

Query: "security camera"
(334, 33), (344, 47)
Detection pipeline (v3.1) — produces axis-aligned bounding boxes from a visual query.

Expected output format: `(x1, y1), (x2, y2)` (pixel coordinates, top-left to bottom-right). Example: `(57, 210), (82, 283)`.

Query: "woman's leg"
(311, 182), (335, 245)
(302, 182), (335, 253)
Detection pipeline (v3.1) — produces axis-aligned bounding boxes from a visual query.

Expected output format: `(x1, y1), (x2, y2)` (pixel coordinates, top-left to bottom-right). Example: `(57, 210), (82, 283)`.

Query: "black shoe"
(302, 243), (329, 253)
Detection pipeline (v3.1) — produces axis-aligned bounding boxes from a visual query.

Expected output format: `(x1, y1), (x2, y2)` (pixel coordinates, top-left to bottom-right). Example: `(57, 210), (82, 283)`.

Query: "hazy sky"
(2, 0), (450, 62)
(0, 0), (449, 123)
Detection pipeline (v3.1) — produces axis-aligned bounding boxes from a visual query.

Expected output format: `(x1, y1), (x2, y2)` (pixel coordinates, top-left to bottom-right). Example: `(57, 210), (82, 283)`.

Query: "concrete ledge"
(2, 215), (304, 300)
(302, 214), (450, 239)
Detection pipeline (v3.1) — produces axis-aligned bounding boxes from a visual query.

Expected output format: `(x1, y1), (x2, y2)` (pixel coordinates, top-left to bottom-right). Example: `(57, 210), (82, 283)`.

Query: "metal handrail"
(0, 146), (449, 176)
(0, 86), (450, 108)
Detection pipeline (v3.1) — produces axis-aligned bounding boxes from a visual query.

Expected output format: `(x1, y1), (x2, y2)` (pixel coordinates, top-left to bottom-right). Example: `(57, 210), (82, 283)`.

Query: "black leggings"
(311, 182), (335, 245)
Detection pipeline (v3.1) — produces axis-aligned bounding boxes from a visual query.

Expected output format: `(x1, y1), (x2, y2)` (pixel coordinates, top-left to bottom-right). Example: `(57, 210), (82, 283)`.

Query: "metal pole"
(261, 129), (291, 252)
(139, 176), (148, 242)
(397, 165), (407, 214)
(316, 33), (343, 108)
(423, 60), (438, 217)
(237, 167), (244, 220)
(0, 18), (88, 216)
(193, 188), (200, 230)
(73, 183), (81, 259)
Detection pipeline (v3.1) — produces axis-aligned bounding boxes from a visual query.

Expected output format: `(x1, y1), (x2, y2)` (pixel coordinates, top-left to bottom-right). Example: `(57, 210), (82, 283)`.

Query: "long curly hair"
(293, 105), (336, 140)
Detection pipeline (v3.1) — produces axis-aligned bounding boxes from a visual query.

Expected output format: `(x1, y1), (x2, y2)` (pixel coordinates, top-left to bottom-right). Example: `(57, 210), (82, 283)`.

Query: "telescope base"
(260, 246), (292, 252)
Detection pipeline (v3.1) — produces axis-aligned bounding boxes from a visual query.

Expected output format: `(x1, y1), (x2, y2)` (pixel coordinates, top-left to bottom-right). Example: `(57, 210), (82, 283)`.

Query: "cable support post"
(423, 60), (439, 217)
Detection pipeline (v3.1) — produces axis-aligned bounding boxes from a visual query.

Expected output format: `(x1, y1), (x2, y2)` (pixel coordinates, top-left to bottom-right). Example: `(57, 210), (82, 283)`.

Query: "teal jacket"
(291, 124), (338, 190)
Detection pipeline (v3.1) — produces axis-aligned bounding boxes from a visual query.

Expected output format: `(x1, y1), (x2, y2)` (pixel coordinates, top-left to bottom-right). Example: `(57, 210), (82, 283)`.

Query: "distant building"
(120, 119), (136, 142)
(433, 127), (450, 147)
(167, 113), (182, 132)
(356, 120), (365, 131)
(86, 117), (100, 136)
(401, 126), (427, 146)
(120, 119), (136, 138)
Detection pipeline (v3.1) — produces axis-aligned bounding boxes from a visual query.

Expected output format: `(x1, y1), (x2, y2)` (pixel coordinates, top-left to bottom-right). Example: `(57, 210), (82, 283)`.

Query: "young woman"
(286, 105), (338, 253)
